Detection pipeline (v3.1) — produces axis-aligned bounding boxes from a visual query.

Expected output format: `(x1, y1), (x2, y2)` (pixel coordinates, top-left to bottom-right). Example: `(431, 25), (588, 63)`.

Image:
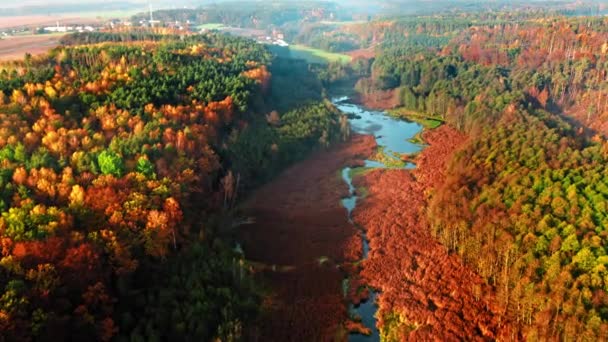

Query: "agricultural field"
(319, 20), (367, 26)
(0, 33), (65, 61)
(74, 9), (145, 18)
(288, 44), (352, 64)
(196, 23), (225, 30)
(0, 15), (105, 29)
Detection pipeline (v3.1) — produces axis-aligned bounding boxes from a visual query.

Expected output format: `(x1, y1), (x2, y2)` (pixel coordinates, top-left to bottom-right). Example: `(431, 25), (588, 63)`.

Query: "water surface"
(334, 97), (423, 341)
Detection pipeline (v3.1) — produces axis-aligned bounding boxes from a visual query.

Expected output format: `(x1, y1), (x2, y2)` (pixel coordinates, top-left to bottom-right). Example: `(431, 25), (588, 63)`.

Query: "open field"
(220, 26), (265, 38)
(388, 107), (444, 129)
(0, 15), (105, 30)
(288, 45), (352, 64)
(196, 23), (225, 30)
(0, 34), (64, 61)
(239, 135), (376, 341)
(74, 10), (145, 18)
(319, 20), (367, 26)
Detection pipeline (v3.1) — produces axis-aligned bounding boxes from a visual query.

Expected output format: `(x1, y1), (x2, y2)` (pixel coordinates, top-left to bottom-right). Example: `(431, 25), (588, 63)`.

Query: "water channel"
(333, 97), (423, 341)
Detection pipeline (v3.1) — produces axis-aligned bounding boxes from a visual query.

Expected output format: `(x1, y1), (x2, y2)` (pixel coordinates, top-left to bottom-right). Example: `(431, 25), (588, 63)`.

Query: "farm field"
(0, 34), (64, 61)
(288, 44), (352, 64)
(319, 20), (367, 26)
(0, 15), (104, 29)
(196, 23), (225, 30)
(75, 9), (145, 18)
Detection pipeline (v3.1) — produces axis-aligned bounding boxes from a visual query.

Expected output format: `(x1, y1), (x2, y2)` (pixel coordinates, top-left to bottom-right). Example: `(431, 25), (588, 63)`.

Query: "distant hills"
(3, 0), (608, 18)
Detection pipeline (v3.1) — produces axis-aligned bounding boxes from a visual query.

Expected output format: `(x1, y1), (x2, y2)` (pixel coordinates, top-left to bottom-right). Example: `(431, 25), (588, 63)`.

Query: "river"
(333, 97), (423, 341)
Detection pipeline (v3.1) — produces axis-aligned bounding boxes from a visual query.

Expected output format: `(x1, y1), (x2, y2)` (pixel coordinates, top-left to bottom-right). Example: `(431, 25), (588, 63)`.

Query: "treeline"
(359, 47), (522, 130)
(295, 15), (514, 53)
(292, 9), (604, 56)
(423, 15), (608, 137)
(133, 1), (348, 30)
(358, 15), (608, 136)
(0, 32), (347, 341)
(60, 31), (176, 45)
(430, 107), (608, 340)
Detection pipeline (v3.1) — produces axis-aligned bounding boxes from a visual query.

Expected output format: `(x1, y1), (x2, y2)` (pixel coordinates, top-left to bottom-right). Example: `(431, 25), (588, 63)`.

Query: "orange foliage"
(242, 65), (271, 91)
(0, 33), (273, 341)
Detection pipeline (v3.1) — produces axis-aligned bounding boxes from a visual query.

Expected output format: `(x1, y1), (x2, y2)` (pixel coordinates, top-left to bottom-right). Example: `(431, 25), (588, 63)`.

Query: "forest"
(326, 11), (608, 340)
(132, 1), (348, 32)
(6, 2), (608, 340)
(0, 32), (348, 340)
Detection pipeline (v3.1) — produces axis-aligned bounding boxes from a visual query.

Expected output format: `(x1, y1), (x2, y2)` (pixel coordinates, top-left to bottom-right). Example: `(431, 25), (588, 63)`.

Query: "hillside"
(0, 31), (348, 341)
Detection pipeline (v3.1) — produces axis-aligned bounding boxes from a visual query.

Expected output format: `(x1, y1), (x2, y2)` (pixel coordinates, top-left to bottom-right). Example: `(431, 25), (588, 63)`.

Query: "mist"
(2, 0), (606, 16)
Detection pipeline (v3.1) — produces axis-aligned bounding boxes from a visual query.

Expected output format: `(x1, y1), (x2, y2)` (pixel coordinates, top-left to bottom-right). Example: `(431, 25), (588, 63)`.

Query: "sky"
(0, 0), (181, 9)
(0, 0), (606, 11)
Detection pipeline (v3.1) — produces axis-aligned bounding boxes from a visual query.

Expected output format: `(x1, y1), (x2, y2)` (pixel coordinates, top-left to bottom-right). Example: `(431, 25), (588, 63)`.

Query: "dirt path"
(352, 126), (517, 340)
(240, 134), (376, 341)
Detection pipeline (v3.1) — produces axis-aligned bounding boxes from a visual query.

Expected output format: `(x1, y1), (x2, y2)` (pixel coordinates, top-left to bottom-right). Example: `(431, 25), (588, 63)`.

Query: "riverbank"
(239, 134), (376, 341)
(240, 98), (516, 340)
(351, 126), (517, 340)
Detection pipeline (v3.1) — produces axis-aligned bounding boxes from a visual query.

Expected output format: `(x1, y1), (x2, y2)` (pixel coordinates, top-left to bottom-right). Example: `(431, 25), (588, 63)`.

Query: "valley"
(2, 1), (608, 340)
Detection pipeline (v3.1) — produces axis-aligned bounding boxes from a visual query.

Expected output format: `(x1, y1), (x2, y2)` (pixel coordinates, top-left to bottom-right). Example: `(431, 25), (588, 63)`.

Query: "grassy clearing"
(288, 44), (352, 64)
(196, 23), (226, 30)
(408, 132), (425, 145)
(388, 107), (443, 129)
(319, 20), (367, 26)
(7, 32), (65, 38)
(349, 167), (374, 179)
(369, 147), (407, 168)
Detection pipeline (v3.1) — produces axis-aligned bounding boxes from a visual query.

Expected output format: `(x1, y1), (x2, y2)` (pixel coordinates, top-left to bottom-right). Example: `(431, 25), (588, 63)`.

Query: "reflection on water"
(336, 102), (422, 158)
(349, 291), (378, 342)
(335, 97), (423, 342)
(341, 167), (356, 220)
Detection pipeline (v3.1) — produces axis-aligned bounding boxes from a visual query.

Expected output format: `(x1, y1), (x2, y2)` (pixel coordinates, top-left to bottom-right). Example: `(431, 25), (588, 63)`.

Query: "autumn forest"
(3, 1), (608, 341)
(0, 31), (348, 341)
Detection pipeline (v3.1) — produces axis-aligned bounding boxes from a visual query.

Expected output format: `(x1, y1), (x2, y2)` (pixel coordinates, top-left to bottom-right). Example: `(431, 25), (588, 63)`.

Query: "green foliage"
(0, 280), (28, 317)
(228, 102), (345, 188)
(130, 1), (346, 32)
(115, 243), (258, 341)
(388, 107), (443, 129)
(573, 248), (596, 272)
(0, 28), (343, 341)
(429, 109), (608, 338)
(367, 49), (519, 130)
(351, 16), (608, 339)
(136, 157), (155, 178)
(267, 57), (324, 112)
(283, 45), (352, 65)
(278, 102), (341, 150)
(13, 144), (26, 164)
(98, 150), (124, 177)
(227, 121), (279, 185)
(561, 234), (580, 253)
(379, 311), (415, 342)
(0, 31), (298, 341)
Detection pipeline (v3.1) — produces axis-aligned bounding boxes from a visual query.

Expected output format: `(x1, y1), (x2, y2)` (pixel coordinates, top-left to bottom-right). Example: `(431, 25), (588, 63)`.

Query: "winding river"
(332, 97), (423, 341)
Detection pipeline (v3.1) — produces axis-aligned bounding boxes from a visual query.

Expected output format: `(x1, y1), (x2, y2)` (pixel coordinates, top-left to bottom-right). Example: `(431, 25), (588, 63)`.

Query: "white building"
(43, 25), (95, 33)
